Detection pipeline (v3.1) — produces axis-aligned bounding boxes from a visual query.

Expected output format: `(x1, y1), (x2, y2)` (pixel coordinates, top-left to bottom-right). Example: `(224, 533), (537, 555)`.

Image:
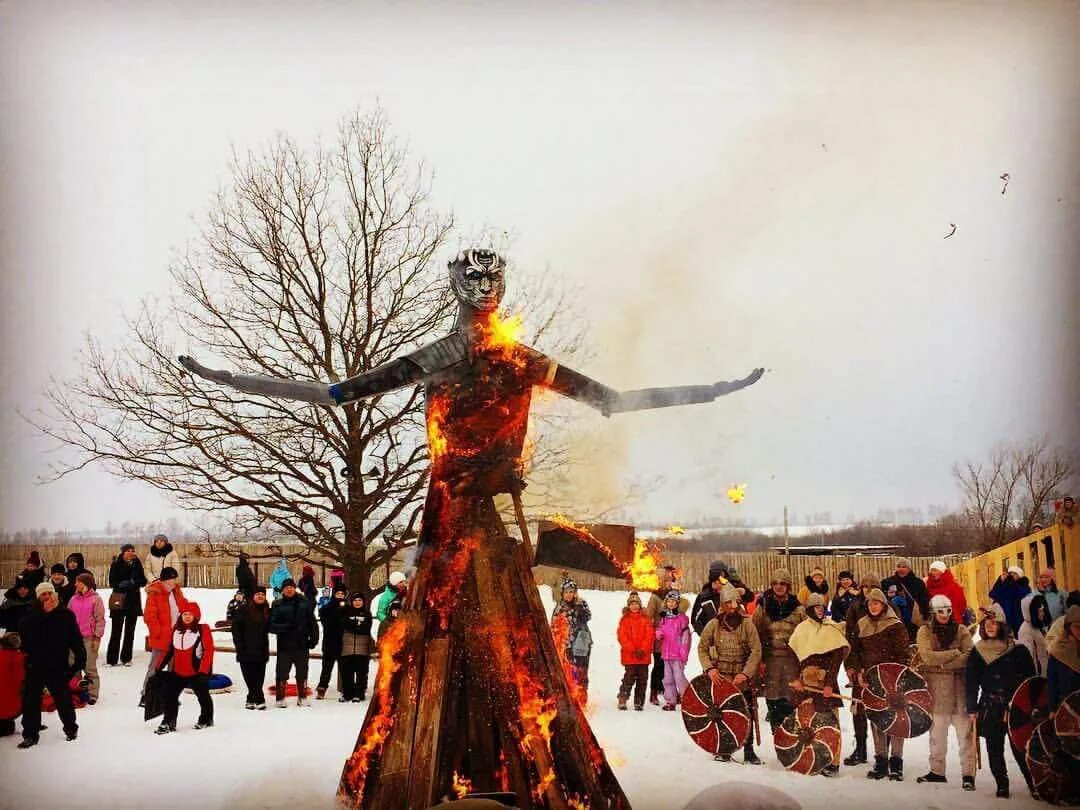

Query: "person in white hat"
(988, 565), (1031, 635)
(376, 571), (407, 623)
(924, 560), (968, 626)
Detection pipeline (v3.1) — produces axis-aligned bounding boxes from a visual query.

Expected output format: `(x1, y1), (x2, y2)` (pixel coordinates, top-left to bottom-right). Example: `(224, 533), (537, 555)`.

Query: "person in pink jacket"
(655, 589), (692, 710)
(68, 573), (105, 704)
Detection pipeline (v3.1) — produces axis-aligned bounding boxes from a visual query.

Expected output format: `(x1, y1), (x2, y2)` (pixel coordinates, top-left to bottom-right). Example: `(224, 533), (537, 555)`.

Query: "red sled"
(41, 676), (89, 712)
(267, 682), (312, 697)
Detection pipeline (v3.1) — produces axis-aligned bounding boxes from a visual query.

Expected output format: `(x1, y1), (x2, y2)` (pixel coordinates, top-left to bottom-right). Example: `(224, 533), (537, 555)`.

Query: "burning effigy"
(178, 248), (763, 809)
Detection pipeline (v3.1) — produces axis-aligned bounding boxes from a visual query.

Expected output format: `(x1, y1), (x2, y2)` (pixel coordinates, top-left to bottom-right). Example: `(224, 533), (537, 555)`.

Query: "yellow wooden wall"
(949, 521), (1077, 611)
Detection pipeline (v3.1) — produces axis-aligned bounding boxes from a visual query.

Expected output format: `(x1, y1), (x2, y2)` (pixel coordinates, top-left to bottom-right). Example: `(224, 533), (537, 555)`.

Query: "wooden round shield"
(1008, 676), (1050, 755)
(860, 662), (933, 738)
(773, 699), (841, 775)
(1055, 690), (1080, 761)
(681, 673), (751, 756)
(1026, 719), (1080, 805)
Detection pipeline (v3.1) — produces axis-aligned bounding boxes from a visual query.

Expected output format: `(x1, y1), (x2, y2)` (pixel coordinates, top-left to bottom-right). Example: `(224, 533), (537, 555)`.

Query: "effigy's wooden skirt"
(338, 482), (631, 810)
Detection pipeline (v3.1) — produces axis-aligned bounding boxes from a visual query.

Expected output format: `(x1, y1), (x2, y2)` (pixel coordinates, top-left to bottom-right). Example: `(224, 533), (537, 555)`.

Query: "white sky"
(1, 0), (1078, 532)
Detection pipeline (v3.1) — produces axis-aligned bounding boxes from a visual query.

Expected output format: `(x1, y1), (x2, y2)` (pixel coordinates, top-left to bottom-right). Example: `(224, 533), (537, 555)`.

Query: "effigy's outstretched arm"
(548, 364), (764, 416)
(177, 355), (425, 406)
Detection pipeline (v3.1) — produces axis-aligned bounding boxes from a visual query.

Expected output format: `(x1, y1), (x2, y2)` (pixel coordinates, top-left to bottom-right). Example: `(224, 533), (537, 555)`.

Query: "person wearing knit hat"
(848, 588), (911, 781)
(106, 543), (147, 666)
(924, 560), (967, 627)
(35, 581), (56, 598)
(376, 571), (408, 623)
(690, 563), (733, 636)
(268, 577), (319, 707)
(316, 583), (349, 699)
(966, 601), (1037, 798)
(1035, 567), (1067, 621)
(552, 578), (593, 694)
(68, 571), (105, 704)
(0, 577), (34, 633)
(830, 569), (860, 625)
(797, 566), (830, 607)
(655, 590), (691, 711)
(145, 533), (180, 583)
(154, 601), (215, 734)
(752, 568), (804, 734)
(141, 562), (190, 706)
(882, 559), (930, 643)
(915, 593), (975, 789)
(698, 583), (763, 764)
(338, 592), (373, 702)
(20, 551), (46, 591)
(645, 565), (686, 706)
(45, 564), (75, 607)
(232, 586), (271, 709)
(988, 565), (1031, 636)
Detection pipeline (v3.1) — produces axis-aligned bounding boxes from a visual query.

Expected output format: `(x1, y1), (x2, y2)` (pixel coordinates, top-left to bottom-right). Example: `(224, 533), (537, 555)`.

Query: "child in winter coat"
(269, 560), (290, 601)
(339, 592), (373, 702)
(656, 590), (691, 711)
(0, 632), (25, 737)
(616, 592), (653, 711)
(155, 602), (215, 734)
(68, 573), (105, 704)
(552, 578), (593, 694)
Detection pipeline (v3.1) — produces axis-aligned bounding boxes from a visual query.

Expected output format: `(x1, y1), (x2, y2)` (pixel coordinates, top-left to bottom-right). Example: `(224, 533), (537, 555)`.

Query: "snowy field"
(0, 586), (1040, 810)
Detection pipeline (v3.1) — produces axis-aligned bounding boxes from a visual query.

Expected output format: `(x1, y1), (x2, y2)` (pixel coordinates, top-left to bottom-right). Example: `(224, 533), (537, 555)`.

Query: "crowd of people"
(2, 539), (1079, 803)
(580, 557), (1079, 800)
(0, 538), (411, 746)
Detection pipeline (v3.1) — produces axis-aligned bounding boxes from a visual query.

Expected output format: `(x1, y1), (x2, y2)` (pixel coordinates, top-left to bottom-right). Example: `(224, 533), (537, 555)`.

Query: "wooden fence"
(2, 541), (971, 596)
(0, 542), (403, 592)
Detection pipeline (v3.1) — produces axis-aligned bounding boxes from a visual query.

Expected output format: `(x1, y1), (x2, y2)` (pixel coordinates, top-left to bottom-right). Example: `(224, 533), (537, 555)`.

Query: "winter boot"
(617, 696), (628, 711)
(661, 703), (676, 711)
(296, 680), (310, 707)
(65, 728), (77, 741)
(867, 755), (889, 780)
(154, 723), (176, 735)
(649, 689), (660, 706)
(843, 737), (867, 766)
(962, 776), (975, 791)
(888, 757), (903, 782)
(917, 772), (947, 784)
(316, 686), (327, 700)
(994, 777), (1009, 798)
(743, 743), (763, 766)
(634, 704), (644, 711)
(275, 681), (287, 708)
(193, 718), (213, 730)
(713, 753), (732, 762)
(17, 736), (38, 749)
(821, 765), (840, 778)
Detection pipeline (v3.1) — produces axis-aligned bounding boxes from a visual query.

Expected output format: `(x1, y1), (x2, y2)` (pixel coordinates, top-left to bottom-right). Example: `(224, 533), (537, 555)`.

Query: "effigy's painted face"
(449, 249), (506, 313)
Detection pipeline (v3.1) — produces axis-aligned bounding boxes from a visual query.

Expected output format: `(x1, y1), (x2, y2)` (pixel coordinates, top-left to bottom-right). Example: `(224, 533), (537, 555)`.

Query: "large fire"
(426, 396), (450, 461)
(479, 311), (524, 358)
(549, 514), (666, 592)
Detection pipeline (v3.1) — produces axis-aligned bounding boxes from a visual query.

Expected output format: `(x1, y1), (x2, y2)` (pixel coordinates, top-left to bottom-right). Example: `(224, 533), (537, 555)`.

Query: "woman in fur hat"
(965, 603), (1036, 799)
(788, 592), (850, 777)
(847, 587), (910, 781)
(915, 594), (974, 790)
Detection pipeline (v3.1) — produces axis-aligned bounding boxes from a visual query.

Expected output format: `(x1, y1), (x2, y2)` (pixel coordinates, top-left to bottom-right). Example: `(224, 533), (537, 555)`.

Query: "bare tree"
(31, 108), (582, 589)
(953, 437), (1075, 549)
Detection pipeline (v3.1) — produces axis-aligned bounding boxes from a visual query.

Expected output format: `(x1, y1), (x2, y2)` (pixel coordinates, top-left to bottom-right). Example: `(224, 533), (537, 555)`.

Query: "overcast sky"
(1, 1), (1078, 533)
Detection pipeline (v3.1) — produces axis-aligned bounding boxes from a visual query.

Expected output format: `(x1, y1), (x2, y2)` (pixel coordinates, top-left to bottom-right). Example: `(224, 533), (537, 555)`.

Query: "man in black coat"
(0, 577), (34, 632)
(269, 578), (319, 707)
(18, 582), (86, 748)
(882, 558), (930, 640)
(232, 586), (272, 709)
(106, 543), (147, 666)
(691, 561), (730, 635)
(235, 553), (256, 598)
(316, 584), (348, 699)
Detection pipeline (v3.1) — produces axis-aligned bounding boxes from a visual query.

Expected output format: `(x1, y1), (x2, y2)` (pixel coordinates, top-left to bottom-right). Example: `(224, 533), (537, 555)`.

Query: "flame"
(548, 513), (625, 574)
(727, 483), (747, 504)
(667, 525), (686, 535)
(424, 531), (481, 631)
(341, 616), (411, 802)
(426, 395), (450, 462)
(479, 311), (524, 357)
(452, 772), (473, 800)
(626, 539), (663, 592)
(569, 797), (591, 810)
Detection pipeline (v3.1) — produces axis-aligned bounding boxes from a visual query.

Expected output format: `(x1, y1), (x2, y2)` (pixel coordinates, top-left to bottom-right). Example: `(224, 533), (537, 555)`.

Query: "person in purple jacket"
(655, 589), (692, 710)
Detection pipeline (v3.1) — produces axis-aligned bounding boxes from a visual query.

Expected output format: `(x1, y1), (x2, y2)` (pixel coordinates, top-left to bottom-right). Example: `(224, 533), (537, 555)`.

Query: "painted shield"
(1026, 719), (1080, 805)
(1055, 690), (1080, 761)
(860, 662), (933, 739)
(1008, 676), (1050, 754)
(773, 699), (842, 776)
(681, 674), (751, 756)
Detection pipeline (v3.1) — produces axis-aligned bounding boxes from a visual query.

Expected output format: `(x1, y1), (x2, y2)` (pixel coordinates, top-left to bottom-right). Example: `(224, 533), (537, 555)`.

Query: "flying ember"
(727, 483), (747, 504)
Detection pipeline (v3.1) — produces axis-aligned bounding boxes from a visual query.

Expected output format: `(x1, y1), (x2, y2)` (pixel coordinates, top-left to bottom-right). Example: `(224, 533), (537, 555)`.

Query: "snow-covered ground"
(0, 587), (1040, 810)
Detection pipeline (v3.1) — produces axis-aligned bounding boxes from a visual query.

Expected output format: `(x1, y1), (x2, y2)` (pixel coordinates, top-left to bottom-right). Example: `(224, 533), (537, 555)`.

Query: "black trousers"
(983, 719), (1033, 788)
(339, 655), (371, 700)
(619, 664), (649, 706)
(22, 668), (77, 739)
(106, 613), (137, 665)
(317, 649), (340, 689)
(162, 672), (213, 726)
(239, 661), (267, 704)
(275, 645), (310, 683)
(649, 651), (664, 694)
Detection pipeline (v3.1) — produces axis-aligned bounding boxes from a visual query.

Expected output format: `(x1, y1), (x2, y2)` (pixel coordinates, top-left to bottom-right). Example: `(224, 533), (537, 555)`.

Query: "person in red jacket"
(0, 632), (26, 737)
(925, 561), (967, 623)
(141, 567), (189, 708)
(155, 602), (214, 734)
(616, 592), (653, 711)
